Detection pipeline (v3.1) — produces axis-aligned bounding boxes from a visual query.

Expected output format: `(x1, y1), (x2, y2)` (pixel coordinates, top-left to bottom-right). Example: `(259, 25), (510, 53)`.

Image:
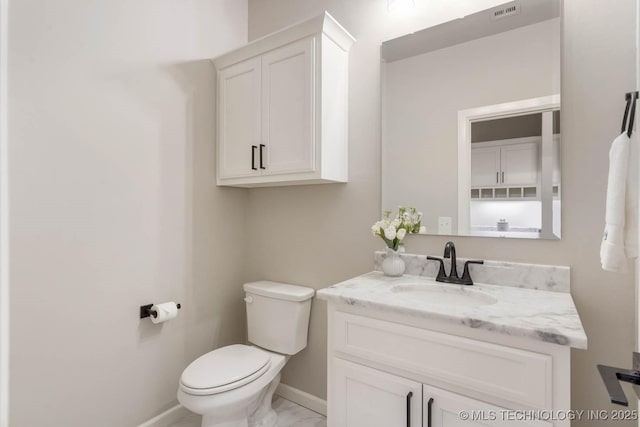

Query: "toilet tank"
(244, 281), (315, 355)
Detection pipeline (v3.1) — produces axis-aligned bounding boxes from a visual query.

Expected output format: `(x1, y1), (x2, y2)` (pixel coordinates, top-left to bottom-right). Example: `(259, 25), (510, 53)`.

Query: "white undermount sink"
(390, 283), (498, 307)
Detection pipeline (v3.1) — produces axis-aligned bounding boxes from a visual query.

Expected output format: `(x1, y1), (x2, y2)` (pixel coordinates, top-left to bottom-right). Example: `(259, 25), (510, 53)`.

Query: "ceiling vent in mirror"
(491, 2), (521, 20)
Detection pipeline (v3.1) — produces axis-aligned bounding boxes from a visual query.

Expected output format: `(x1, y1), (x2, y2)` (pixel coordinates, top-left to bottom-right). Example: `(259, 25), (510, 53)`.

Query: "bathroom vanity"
(317, 253), (586, 427)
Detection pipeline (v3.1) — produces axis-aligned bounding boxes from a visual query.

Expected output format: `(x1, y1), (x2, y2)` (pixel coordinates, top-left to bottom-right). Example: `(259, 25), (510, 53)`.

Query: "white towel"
(626, 131), (638, 258)
(601, 132), (638, 272)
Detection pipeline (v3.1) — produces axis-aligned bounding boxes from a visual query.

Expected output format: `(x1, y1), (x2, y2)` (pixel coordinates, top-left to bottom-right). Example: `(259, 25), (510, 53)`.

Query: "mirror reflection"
(381, 0), (561, 239)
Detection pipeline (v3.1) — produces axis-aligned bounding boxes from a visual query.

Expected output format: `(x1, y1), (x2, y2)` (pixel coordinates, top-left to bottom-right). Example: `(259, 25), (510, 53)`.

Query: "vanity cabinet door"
(217, 57), (262, 180)
(331, 358), (421, 427)
(424, 384), (552, 427)
(471, 147), (501, 187)
(261, 37), (316, 176)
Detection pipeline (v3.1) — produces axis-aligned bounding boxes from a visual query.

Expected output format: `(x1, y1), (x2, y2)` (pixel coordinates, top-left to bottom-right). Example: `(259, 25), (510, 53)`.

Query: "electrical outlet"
(438, 217), (452, 235)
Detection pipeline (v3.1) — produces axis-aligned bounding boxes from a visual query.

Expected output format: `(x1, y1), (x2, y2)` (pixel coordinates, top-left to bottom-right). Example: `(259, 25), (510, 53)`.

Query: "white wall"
(8, 1), (248, 425)
(383, 19), (560, 234)
(0, 0), (7, 425)
(247, 1), (638, 425)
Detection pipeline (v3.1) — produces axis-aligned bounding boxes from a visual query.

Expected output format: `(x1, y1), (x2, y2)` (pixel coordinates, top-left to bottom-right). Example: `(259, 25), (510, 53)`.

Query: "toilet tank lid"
(244, 281), (315, 302)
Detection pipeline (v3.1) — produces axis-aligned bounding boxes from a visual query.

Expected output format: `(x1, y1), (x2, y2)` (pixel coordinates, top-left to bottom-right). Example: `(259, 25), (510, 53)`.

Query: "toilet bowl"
(178, 281), (314, 427)
(178, 344), (286, 427)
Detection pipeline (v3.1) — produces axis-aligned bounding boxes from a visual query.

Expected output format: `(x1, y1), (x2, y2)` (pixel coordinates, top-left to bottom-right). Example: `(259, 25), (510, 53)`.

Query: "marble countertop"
(317, 271), (587, 349)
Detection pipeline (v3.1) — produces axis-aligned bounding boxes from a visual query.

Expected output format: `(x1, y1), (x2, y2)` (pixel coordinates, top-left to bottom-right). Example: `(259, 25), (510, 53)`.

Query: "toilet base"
(247, 373), (279, 427)
(199, 373), (281, 427)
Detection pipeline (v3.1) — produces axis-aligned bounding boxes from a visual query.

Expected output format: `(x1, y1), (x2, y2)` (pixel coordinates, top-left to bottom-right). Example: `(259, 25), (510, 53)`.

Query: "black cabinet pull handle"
(251, 145), (257, 170)
(259, 144), (266, 169)
(427, 397), (434, 427)
(406, 391), (413, 427)
(496, 172), (499, 183)
(502, 171), (504, 183)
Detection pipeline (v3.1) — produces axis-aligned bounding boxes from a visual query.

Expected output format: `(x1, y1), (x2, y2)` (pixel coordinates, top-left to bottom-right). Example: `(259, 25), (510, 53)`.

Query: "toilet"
(177, 281), (315, 427)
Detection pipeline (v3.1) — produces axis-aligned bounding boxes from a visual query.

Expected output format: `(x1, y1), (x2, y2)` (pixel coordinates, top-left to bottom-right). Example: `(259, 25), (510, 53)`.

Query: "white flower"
(419, 226), (426, 234)
(391, 218), (401, 228)
(396, 228), (407, 241)
(383, 226), (396, 240)
(371, 224), (380, 236)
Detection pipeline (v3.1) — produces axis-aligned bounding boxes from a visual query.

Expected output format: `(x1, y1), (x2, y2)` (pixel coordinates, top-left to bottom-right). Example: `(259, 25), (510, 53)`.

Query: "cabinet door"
(261, 37), (315, 175)
(218, 57), (261, 179)
(332, 358), (421, 427)
(501, 142), (538, 186)
(471, 147), (501, 187)
(424, 384), (551, 427)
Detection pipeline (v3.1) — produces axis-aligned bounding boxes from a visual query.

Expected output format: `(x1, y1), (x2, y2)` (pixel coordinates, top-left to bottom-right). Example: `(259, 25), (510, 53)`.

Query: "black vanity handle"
(464, 260), (484, 267)
(427, 256), (447, 282)
(496, 171), (499, 183)
(426, 397), (434, 427)
(501, 171), (505, 183)
(460, 260), (484, 285)
(259, 144), (266, 169)
(406, 391), (413, 427)
(251, 145), (257, 170)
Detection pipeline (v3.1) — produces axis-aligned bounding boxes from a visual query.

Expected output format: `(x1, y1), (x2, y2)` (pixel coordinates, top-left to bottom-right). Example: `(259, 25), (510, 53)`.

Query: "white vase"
(382, 247), (405, 277)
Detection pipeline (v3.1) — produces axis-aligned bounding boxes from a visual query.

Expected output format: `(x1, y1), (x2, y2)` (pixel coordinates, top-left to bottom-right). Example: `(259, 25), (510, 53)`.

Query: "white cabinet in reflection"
(471, 139), (539, 190)
(471, 146), (502, 187)
(501, 142), (539, 186)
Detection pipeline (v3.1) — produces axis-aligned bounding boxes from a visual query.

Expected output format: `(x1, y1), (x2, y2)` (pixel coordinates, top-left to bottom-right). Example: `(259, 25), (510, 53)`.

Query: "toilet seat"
(180, 344), (272, 396)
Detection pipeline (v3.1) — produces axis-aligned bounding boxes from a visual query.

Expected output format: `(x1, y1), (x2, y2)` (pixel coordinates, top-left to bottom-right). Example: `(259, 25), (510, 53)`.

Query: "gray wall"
(247, 0), (637, 424)
(9, 0), (248, 425)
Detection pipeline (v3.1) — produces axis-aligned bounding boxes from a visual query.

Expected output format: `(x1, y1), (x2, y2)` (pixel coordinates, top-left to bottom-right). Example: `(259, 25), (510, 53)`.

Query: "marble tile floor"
(169, 396), (326, 427)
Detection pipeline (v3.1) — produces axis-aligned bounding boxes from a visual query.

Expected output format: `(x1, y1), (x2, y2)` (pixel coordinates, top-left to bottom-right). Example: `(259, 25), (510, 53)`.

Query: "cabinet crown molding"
(212, 11), (356, 71)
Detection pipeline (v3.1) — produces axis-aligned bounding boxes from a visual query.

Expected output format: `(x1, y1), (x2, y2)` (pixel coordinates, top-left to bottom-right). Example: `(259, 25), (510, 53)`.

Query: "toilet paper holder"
(140, 303), (182, 319)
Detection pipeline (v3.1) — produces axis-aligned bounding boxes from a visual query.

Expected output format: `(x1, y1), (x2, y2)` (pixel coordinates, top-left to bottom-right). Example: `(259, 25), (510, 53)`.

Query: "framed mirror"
(381, 0), (561, 239)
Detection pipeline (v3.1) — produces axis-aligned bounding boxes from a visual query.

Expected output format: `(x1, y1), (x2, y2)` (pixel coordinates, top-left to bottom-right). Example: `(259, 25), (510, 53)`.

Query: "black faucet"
(427, 241), (484, 285)
(444, 241), (458, 279)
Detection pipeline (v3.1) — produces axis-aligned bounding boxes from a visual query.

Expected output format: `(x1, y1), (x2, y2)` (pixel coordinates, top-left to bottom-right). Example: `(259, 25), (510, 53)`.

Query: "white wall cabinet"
(327, 309), (570, 427)
(213, 12), (354, 187)
(471, 140), (539, 187)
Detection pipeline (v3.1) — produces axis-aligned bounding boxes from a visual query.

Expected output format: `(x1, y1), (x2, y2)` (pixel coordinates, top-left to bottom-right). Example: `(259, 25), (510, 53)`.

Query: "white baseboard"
(275, 383), (327, 416)
(137, 403), (191, 427)
(137, 384), (326, 427)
